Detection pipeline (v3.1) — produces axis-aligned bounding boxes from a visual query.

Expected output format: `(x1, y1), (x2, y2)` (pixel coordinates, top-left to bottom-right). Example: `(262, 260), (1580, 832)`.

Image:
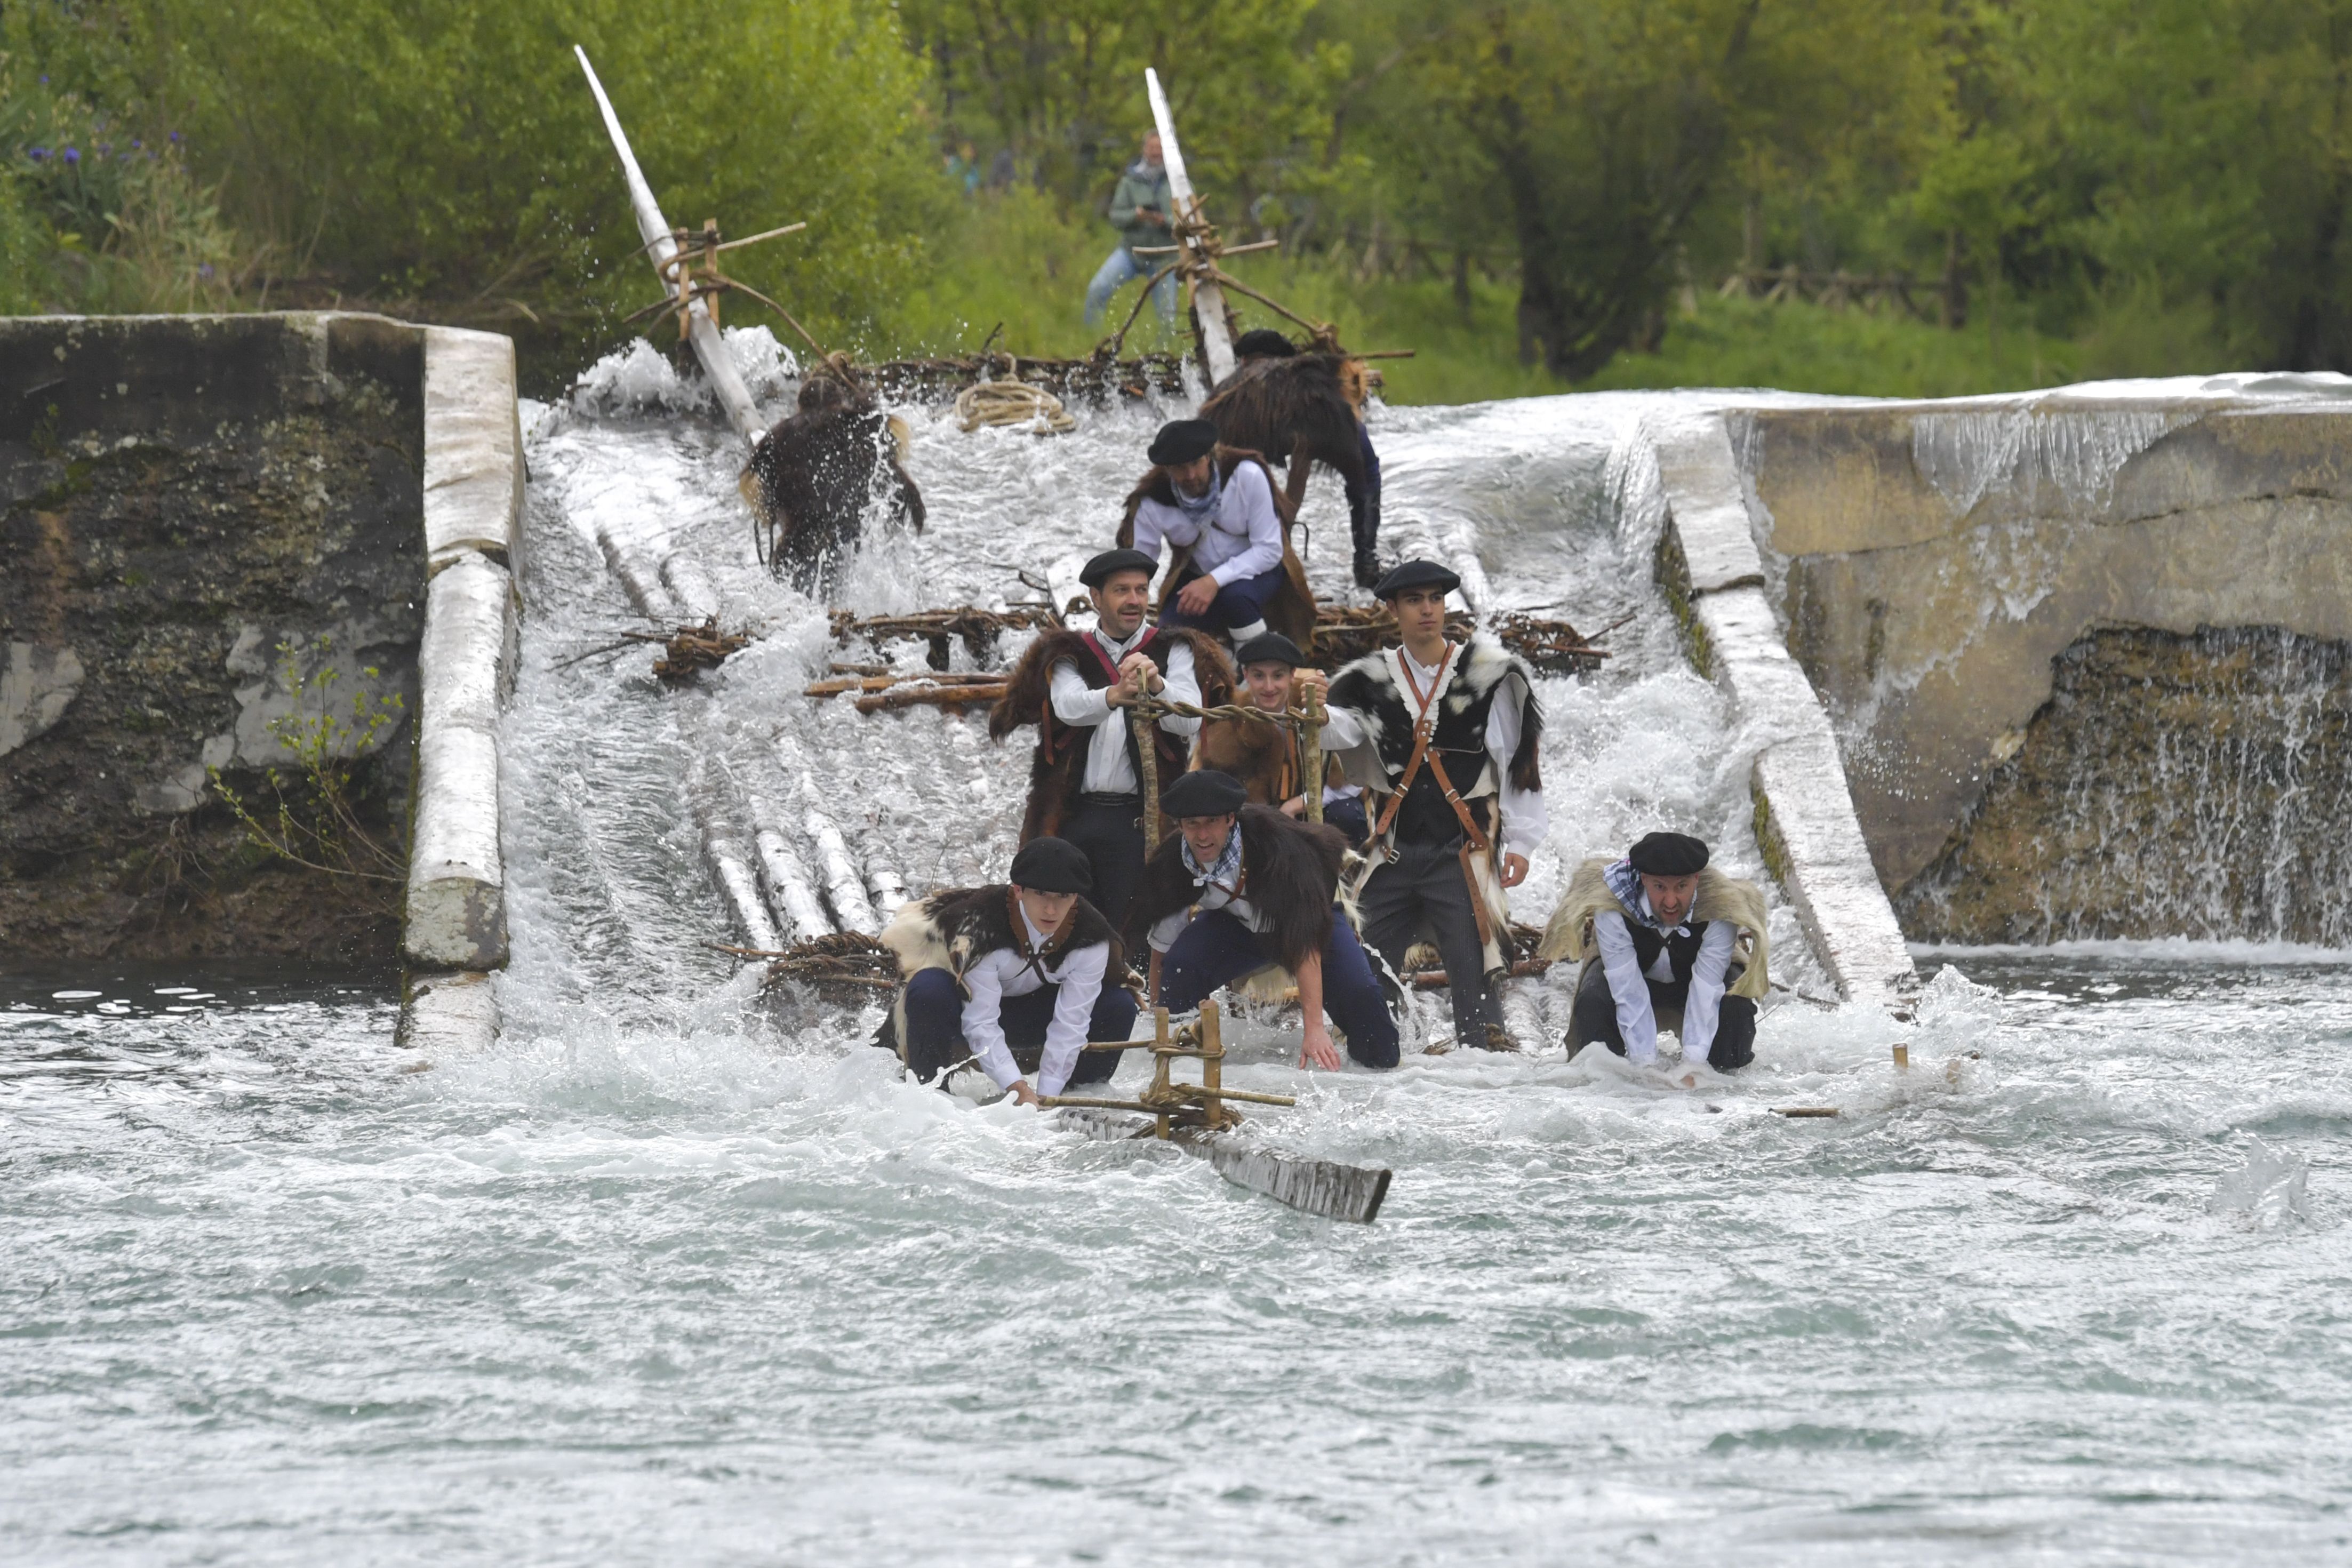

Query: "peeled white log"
(591, 521), (679, 622)
(801, 790), (878, 935)
(397, 970), (499, 1057)
(405, 549), (510, 970)
(1146, 69), (1235, 387)
(861, 839), (909, 922)
(421, 328), (524, 571)
(660, 553), (721, 626)
(689, 758), (783, 951)
(755, 827), (834, 943)
(575, 46), (766, 448)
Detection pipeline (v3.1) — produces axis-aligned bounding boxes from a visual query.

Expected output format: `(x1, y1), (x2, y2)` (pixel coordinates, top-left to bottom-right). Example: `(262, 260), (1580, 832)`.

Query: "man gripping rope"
(1307, 559), (1546, 1052)
(877, 837), (1140, 1104)
(1539, 831), (1771, 1083)
(1133, 770), (1398, 1070)
(1195, 630), (1369, 845)
(988, 548), (1235, 939)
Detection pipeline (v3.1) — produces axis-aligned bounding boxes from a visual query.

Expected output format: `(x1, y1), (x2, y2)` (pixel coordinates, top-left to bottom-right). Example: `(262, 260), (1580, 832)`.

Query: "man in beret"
(1196, 630), (1369, 845)
(1305, 559), (1546, 1052)
(1537, 830), (1772, 1082)
(1133, 771), (1398, 1070)
(876, 837), (1139, 1104)
(1117, 418), (1306, 645)
(988, 548), (1235, 939)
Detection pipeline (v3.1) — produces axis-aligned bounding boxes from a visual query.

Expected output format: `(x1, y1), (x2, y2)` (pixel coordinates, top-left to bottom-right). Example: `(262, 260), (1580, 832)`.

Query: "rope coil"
(954, 380), (1077, 436)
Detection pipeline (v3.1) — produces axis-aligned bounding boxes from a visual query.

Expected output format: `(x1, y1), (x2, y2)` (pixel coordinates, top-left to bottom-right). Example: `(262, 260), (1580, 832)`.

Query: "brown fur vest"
(986, 626), (1236, 843)
(1115, 445), (1317, 650)
(1196, 711), (1345, 807)
(1131, 804), (1346, 971)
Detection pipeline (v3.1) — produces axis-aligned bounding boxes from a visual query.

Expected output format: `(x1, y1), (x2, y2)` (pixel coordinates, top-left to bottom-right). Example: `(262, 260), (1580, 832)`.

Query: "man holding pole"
(1197, 631), (1369, 845)
(988, 548), (1235, 939)
(1307, 560), (1546, 1052)
(1133, 770), (1399, 1070)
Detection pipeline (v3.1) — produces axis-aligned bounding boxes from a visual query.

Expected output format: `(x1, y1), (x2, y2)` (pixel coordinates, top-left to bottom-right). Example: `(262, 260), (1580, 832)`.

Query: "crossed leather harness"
(1368, 644), (1499, 951)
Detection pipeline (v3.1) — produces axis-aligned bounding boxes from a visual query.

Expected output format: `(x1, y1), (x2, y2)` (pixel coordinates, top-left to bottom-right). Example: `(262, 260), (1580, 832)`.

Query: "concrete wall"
(1, 313), (516, 1051)
(1731, 386), (2352, 939)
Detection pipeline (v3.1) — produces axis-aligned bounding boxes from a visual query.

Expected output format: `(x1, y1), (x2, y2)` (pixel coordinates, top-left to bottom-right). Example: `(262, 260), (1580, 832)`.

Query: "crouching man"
(1133, 770), (1399, 1071)
(879, 837), (1140, 1104)
(1538, 831), (1770, 1081)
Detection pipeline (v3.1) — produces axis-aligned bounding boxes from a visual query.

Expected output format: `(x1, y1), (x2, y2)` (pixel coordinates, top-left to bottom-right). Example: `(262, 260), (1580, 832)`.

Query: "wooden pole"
(1146, 69), (1237, 387)
(1133, 710), (1164, 850)
(1299, 678), (1325, 827)
(1201, 996), (1225, 1130)
(575, 46), (766, 448)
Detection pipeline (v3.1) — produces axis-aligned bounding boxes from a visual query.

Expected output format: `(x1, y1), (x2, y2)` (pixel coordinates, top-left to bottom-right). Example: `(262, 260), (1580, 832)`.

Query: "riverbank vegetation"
(6, 0), (2348, 402)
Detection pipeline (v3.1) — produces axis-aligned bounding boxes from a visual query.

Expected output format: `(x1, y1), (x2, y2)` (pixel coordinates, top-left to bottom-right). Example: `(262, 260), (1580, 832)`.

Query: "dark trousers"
(1357, 837), (1503, 1045)
(901, 966), (1138, 1085)
(1061, 794), (1147, 939)
(1322, 793), (1370, 846)
(1157, 563), (1286, 637)
(1568, 959), (1756, 1071)
(1158, 908), (1399, 1069)
(1348, 422), (1382, 561)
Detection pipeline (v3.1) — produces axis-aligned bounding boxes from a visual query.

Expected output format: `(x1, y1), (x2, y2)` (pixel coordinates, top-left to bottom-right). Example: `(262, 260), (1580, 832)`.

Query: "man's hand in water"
(1175, 574), (1220, 616)
(1009, 1079), (1039, 1106)
(1501, 853), (1530, 887)
(1300, 1022), (1343, 1071)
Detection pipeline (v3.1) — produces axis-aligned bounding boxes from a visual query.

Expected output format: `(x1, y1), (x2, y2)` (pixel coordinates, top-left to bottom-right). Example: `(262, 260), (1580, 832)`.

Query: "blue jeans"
(1156, 563), (1285, 637)
(1084, 246), (1178, 326)
(1158, 909), (1399, 1069)
(901, 966), (1138, 1086)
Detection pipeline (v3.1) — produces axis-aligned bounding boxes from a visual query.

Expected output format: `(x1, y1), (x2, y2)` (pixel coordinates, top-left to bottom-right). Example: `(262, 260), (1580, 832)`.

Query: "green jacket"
(1107, 159), (1173, 253)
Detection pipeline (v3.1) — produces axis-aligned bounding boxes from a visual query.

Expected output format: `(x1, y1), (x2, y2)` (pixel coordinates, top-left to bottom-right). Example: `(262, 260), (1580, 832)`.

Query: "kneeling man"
(881, 837), (1140, 1104)
(1134, 770), (1399, 1071)
(1539, 830), (1770, 1078)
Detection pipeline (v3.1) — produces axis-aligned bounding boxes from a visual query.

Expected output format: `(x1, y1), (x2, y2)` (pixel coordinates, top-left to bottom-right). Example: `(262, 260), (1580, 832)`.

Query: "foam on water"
(7, 374), (2352, 1563)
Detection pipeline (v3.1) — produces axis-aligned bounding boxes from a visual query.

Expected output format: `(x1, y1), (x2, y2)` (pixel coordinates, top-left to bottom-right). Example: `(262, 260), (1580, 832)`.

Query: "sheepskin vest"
(1131, 804), (1346, 971)
(1324, 635), (1542, 847)
(987, 627), (1236, 843)
(1536, 857), (1772, 1002)
(871, 884), (1126, 1062)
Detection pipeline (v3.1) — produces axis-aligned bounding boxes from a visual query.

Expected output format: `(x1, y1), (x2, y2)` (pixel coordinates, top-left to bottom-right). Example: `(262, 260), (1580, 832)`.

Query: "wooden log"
(854, 684), (1007, 714)
(861, 838), (909, 921)
(575, 47), (764, 448)
(1406, 959), (1553, 988)
(803, 796), (879, 935)
(1771, 1107), (1842, 1118)
(749, 819), (833, 943)
(1146, 69), (1236, 385)
(687, 758), (783, 952)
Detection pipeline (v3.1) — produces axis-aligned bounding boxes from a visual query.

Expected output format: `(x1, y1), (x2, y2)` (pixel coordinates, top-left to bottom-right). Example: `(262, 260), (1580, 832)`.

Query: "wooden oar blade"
(1190, 1135), (1392, 1224)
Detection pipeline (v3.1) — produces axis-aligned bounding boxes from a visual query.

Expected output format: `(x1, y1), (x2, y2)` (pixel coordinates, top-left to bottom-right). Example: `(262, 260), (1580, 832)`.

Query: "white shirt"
(1047, 623), (1202, 795)
(1130, 460), (1285, 586)
(1591, 903), (1737, 1066)
(958, 907), (1111, 1097)
(1145, 827), (1269, 953)
(1319, 643), (1549, 857)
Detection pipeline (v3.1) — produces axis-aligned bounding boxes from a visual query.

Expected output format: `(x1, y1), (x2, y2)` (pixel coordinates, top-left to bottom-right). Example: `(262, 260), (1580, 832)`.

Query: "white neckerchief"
(1093, 620), (1150, 661)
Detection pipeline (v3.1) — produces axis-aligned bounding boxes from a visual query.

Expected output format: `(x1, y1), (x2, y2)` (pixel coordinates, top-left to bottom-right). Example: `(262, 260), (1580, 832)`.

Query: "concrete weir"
(0, 312), (518, 1051)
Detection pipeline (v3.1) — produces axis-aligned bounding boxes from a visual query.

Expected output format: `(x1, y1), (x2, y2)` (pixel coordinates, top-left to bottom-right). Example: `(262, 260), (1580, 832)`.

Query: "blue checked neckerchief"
(1171, 460), (1223, 525)
(1604, 857), (1691, 938)
(1180, 826), (1245, 900)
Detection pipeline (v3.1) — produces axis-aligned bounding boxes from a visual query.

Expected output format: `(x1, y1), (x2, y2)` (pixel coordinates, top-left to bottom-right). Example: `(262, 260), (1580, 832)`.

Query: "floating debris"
(716, 932), (900, 995)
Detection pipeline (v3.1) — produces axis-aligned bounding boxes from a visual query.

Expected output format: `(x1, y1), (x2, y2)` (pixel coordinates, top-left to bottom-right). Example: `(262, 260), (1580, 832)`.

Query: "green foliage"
(209, 637), (406, 890)
(14, 0), (942, 355)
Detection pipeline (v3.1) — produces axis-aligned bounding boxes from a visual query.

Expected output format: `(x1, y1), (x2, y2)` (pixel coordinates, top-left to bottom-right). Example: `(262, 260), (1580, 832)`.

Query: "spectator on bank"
(1084, 132), (1179, 327)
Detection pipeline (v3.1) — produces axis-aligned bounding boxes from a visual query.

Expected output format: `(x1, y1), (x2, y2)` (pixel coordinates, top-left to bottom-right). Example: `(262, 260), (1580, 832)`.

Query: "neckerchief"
(1179, 827), (1245, 900)
(1172, 461), (1223, 525)
(1604, 857), (1691, 938)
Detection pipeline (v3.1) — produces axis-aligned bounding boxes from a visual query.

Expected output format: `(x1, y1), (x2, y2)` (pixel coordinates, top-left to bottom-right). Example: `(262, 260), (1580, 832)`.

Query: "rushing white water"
(7, 373), (2351, 1563)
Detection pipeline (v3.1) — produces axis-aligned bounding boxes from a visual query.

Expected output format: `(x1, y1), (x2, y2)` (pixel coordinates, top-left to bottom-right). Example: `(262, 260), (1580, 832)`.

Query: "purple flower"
(170, 131), (181, 143)
(62, 147), (79, 165)
(198, 263), (215, 279)
(29, 147), (47, 162)
(131, 140), (142, 150)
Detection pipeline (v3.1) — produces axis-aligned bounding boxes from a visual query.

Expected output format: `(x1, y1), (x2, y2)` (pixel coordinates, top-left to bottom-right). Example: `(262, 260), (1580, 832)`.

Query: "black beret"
(1234, 329), (1298, 359)
(1372, 558), (1461, 599)
(1147, 418), (1219, 466)
(1628, 831), (1709, 877)
(1009, 836), (1093, 894)
(1233, 631), (1306, 669)
(1161, 769), (1247, 820)
(1079, 548), (1158, 589)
